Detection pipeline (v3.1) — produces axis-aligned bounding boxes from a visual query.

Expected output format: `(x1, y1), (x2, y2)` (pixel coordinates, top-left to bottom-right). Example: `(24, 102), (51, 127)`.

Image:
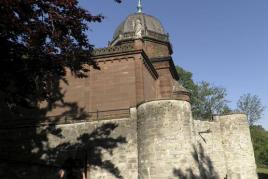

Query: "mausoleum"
(0, 1), (257, 179)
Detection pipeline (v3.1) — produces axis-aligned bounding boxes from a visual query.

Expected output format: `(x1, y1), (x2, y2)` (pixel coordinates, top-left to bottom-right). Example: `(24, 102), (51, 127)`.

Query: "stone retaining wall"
(0, 111), (138, 179)
(0, 101), (258, 179)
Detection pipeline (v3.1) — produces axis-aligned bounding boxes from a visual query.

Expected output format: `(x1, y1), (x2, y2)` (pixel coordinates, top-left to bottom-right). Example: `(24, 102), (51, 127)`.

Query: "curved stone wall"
(216, 114), (258, 179)
(137, 100), (199, 179)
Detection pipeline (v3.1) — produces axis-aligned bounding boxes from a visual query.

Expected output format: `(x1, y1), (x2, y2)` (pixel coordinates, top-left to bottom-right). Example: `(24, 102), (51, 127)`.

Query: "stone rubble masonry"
(193, 120), (228, 179)
(217, 114), (258, 179)
(194, 114), (258, 179)
(0, 110), (138, 179)
(137, 100), (200, 179)
(0, 29), (258, 179)
(0, 100), (258, 179)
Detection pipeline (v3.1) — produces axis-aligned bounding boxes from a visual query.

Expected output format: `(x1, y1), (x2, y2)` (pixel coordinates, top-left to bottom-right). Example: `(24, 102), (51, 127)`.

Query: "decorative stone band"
(136, 97), (191, 108)
(92, 43), (135, 56)
(172, 91), (191, 102)
(146, 30), (169, 42)
(111, 30), (169, 46)
(150, 56), (179, 80)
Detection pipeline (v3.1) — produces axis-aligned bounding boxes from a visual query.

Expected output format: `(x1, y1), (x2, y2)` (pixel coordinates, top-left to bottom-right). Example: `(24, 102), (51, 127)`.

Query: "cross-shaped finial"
(137, 0), (142, 13)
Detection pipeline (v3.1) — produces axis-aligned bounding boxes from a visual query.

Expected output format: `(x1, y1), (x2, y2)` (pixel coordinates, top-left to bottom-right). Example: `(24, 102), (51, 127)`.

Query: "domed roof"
(111, 13), (169, 46)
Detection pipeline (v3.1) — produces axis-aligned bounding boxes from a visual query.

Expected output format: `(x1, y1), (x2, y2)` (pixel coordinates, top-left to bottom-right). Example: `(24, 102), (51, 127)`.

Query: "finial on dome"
(137, 0), (142, 13)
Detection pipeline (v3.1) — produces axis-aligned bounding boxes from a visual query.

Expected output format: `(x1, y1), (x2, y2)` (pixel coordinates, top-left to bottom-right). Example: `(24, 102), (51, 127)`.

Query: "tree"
(250, 125), (268, 168)
(176, 65), (198, 106)
(192, 81), (229, 119)
(221, 105), (232, 115)
(176, 66), (196, 93)
(0, 0), (121, 117)
(237, 93), (265, 125)
(0, 1), (127, 178)
(176, 66), (230, 120)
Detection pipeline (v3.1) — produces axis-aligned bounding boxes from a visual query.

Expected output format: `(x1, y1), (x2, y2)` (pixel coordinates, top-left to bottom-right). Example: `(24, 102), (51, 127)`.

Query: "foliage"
(237, 93), (265, 125)
(0, 1), (126, 178)
(250, 125), (268, 168)
(0, 0), (121, 117)
(176, 65), (230, 120)
(176, 66), (197, 94)
(221, 105), (232, 115)
(192, 81), (229, 119)
(176, 66), (198, 106)
(257, 168), (268, 174)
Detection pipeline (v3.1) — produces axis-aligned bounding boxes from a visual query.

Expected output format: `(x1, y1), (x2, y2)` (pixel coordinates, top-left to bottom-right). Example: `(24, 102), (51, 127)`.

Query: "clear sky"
(79, 0), (268, 129)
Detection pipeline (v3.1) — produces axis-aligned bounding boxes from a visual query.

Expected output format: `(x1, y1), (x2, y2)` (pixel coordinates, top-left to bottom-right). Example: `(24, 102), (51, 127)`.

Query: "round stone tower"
(110, 3), (200, 178)
(137, 99), (200, 179)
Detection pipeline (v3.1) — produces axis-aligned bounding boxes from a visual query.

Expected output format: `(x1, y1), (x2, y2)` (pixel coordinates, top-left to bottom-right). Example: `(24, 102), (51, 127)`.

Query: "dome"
(111, 13), (169, 46)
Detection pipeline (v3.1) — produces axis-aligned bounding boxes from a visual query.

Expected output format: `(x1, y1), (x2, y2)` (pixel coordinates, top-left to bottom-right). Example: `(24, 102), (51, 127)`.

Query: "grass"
(257, 168), (268, 179)
(258, 167), (268, 174)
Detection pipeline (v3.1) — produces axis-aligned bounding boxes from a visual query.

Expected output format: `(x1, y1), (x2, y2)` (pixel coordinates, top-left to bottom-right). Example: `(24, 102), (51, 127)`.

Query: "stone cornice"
(110, 35), (173, 55)
(92, 43), (135, 58)
(141, 52), (159, 80)
(150, 56), (179, 80)
(111, 30), (170, 46)
(150, 56), (172, 62)
(91, 44), (159, 80)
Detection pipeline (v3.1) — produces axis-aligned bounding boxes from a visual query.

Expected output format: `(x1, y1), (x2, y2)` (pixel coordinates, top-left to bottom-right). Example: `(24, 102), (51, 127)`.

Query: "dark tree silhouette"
(0, 122), (126, 179)
(0, 1), (126, 178)
(54, 123), (126, 179)
(0, 0), (121, 117)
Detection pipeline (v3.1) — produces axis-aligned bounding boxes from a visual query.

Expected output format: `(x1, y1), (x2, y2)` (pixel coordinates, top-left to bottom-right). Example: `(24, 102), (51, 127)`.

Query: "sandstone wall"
(152, 61), (174, 99)
(143, 61), (157, 101)
(0, 101), (258, 179)
(194, 114), (258, 179)
(216, 114), (258, 179)
(87, 57), (137, 112)
(144, 40), (170, 59)
(0, 110), (138, 179)
(137, 100), (199, 179)
(52, 117), (138, 179)
(193, 120), (227, 178)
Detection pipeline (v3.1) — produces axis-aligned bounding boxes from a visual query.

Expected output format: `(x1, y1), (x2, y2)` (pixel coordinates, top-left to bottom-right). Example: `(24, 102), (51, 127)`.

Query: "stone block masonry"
(194, 114), (258, 179)
(137, 100), (200, 179)
(0, 114), (138, 179)
(217, 114), (258, 179)
(0, 101), (258, 179)
(0, 8), (258, 179)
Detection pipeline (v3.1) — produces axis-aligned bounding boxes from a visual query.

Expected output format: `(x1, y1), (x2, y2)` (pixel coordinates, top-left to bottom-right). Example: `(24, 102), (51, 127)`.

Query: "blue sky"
(79, 0), (268, 129)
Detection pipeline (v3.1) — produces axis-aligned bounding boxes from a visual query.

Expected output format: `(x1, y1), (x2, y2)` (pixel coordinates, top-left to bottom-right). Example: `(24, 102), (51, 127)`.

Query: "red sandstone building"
(0, 3), (258, 179)
(47, 12), (190, 118)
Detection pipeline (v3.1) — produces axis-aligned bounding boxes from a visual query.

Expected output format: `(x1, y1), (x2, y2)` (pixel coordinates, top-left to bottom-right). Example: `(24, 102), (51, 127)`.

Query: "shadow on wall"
(0, 91), (126, 179)
(173, 143), (220, 179)
(52, 123), (127, 179)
